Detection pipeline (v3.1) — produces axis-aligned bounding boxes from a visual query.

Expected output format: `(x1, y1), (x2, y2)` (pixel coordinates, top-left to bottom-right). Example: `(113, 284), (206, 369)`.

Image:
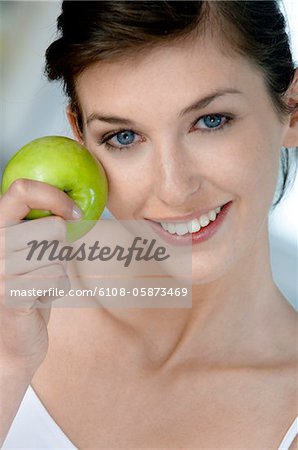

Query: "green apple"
(1, 136), (108, 241)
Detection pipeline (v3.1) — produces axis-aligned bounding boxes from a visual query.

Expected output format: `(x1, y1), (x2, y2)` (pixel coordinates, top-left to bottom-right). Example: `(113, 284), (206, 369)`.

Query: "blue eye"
(100, 129), (141, 151)
(112, 130), (135, 146)
(203, 115), (222, 128)
(195, 114), (231, 131)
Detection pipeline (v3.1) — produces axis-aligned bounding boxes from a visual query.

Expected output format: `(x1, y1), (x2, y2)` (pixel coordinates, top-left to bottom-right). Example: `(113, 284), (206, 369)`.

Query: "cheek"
(242, 137), (280, 208)
(208, 124), (280, 205)
(97, 153), (152, 218)
(212, 134), (280, 261)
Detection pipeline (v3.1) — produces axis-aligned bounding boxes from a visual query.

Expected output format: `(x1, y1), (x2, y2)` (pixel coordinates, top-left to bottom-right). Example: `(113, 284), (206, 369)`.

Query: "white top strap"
(278, 416), (298, 450)
(4, 385), (297, 449)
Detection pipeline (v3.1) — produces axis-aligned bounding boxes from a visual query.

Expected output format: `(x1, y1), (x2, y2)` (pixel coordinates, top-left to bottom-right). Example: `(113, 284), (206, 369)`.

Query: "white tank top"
(3, 385), (297, 449)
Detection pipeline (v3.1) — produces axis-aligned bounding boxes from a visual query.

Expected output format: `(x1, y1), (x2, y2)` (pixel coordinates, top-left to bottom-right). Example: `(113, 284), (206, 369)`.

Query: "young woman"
(1, 1), (297, 448)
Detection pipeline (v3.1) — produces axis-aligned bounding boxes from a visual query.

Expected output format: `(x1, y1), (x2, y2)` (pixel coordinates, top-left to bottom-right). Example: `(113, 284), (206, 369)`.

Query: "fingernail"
(72, 205), (82, 219)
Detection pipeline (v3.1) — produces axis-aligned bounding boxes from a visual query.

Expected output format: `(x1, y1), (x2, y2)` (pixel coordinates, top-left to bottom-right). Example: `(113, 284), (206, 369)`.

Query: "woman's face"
(72, 36), (291, 283)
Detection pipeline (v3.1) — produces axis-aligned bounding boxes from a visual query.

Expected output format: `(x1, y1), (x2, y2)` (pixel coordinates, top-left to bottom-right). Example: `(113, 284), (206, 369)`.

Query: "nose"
(153, 142), (201, 207)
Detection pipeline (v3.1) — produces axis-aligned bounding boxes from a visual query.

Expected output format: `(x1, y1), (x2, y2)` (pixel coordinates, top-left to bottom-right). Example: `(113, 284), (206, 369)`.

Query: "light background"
(0, 0), (297, 307)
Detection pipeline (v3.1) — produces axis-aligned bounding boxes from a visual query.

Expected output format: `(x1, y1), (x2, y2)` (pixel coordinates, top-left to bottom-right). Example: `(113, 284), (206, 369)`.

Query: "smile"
(159, 206), (221, 236)
(146, 202), (232, 246)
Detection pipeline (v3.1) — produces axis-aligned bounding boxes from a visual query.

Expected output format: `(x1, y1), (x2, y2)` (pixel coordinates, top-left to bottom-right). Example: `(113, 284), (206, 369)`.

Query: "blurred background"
(0, 1), (297, 307)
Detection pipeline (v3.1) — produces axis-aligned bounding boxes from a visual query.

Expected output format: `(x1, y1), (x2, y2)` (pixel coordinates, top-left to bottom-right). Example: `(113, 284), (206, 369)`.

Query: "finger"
(2, 216), (67, 252)
(4, 244), (68, 276)
(35, 277), (71, 308)
(3, 263), (70, 309)
(0, 178), (82, 227)
(37, 275), (71, 305)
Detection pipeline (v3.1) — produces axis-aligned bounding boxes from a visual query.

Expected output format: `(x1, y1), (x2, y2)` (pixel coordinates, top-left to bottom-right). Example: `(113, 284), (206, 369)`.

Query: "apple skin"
(1, 136), (108, 241)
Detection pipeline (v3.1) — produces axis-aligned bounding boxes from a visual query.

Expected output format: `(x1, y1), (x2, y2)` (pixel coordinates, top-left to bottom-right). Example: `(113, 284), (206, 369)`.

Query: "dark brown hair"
(45, 1), (297, 206)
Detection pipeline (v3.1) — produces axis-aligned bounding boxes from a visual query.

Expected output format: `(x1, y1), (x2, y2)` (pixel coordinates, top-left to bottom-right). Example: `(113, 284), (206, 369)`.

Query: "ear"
(282, 68), (298, 148)
(66, 105), (84, 145)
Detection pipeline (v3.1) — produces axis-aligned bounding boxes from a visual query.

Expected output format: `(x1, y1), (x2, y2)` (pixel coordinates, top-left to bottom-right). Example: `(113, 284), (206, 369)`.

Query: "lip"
(148, 204), (225, 223)
(146, 201), (232, 247)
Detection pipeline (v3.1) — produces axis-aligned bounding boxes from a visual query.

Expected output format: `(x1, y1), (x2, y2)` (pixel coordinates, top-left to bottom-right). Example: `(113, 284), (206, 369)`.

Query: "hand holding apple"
(1, 136), (108, 241)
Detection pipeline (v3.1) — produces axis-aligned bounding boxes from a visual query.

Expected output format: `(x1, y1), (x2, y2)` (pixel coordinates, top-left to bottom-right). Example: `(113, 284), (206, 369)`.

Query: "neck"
(93, 226), (286, 371)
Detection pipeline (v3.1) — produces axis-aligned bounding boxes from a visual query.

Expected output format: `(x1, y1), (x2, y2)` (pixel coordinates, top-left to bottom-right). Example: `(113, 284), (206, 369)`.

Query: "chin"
(190, 247), (239, 286)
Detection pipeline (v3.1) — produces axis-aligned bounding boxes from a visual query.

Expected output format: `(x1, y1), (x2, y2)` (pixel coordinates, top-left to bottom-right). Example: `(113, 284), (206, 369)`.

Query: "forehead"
(75, 36), (265, 114)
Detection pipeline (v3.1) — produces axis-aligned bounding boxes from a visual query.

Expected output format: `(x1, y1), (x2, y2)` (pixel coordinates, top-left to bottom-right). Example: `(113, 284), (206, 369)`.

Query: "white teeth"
(199, 214), (210, 228)
(159, 205), (222, 235)
(187, 218), (201, 233)
(174, 223), (189, 236)
(208, 210), (217, 221)
(167, 223), (176, 234)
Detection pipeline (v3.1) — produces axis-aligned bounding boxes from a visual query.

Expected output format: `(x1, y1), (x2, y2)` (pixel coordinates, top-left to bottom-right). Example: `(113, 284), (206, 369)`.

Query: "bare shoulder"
(265, 295), (297, 402)
(259, 297), (297, 449)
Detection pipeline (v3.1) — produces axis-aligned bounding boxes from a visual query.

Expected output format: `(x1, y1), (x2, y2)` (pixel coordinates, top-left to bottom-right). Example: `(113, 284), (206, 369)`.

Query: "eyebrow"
(86, 88), (243, 126)
(87, 113), (135, 127)
(179, 88), (242, 116)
